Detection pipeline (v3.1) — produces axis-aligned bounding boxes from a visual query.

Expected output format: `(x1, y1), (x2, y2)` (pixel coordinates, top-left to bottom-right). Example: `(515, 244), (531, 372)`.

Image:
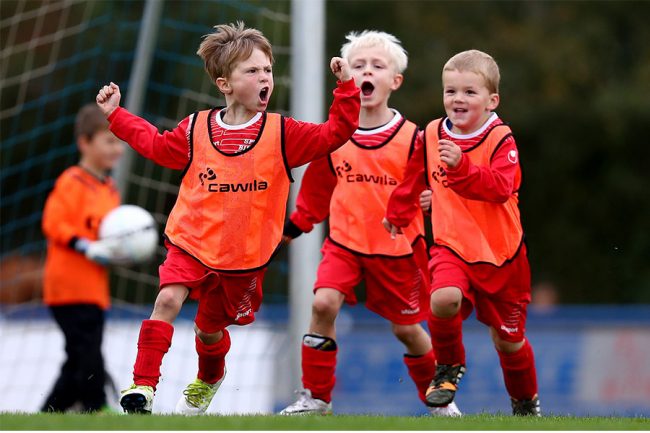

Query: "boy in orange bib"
(279, 31), (459, 417)
(384, 50), (540, 416)
(96, 22), (360, 415)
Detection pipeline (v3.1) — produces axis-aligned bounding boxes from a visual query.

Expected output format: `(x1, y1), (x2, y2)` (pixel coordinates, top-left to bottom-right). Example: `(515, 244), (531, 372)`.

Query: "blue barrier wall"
(3, 304), (649, 416)
(269, 305), (650, 417)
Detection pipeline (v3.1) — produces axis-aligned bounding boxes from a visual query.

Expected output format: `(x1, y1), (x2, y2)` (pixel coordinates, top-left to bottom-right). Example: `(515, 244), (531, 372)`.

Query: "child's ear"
(77, 135), (90, 152)
(216, 77), (231, 95)
(391, 73), (404, 91)
(487, 93), (500, 111)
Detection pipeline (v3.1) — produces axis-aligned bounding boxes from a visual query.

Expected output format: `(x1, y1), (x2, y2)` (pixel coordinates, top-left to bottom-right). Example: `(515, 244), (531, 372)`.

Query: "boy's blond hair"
(340, 30), (408, 73)
(197, 21), (274, 82)
(75, 103), (109, 139)
(443, 49), (500, 94)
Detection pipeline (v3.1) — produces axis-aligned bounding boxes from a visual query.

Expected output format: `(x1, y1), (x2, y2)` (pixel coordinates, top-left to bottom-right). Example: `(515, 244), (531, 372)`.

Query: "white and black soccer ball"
(99, 205), (158, 265)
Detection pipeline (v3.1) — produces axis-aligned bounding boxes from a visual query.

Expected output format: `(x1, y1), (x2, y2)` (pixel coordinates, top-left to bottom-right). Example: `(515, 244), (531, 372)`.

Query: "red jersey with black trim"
(107, 79), (360, 169)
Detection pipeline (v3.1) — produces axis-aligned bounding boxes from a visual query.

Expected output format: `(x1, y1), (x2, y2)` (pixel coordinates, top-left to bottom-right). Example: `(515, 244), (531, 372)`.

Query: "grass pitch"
(0, 413), (648, 430)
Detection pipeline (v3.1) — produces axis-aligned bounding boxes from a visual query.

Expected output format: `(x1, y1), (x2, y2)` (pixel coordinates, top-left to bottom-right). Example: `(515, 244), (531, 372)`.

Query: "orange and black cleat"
(425, 364), (466, 407)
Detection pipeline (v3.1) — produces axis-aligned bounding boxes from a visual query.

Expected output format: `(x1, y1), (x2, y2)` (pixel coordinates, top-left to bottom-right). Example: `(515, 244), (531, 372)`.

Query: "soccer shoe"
(119, 384), (154, 414)
(175, 371), (226, 415)
(279, 389), (332, 415)
(425, 364), (466, 407)
(511, 394), (541, 416)
(428, 401), (462, 417)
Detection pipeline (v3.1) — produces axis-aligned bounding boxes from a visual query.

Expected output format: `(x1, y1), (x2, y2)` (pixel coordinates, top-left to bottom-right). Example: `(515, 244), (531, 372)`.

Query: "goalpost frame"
(113, 0), (164, 197)
(287, 0), (326, 395)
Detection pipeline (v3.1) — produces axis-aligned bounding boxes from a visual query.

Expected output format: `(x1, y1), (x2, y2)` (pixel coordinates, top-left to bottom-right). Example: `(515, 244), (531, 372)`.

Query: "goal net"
(0, 0), (291, 413)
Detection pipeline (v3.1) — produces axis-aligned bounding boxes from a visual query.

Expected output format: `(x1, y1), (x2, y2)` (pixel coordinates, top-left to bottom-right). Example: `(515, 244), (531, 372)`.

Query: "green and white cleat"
(119, 384), (154, 414)
(175, 370), (226, 415)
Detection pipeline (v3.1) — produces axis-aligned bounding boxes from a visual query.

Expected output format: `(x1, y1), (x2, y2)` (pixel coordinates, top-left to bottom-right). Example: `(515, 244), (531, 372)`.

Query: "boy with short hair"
(95, 22), (360, 415)
(384, 49), (541, 416)
(41, 103), (124, 412)
(279, 31), (459, 417)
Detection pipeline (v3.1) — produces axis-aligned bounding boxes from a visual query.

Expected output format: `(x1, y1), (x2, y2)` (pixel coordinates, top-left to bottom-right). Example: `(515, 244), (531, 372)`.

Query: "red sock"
(498, 339), (538, 400)
(133, 319), (174, 390)
(403, 350), (437, 404)
(302, 343), (336, 403)
(196, 329), (230, 384)
(427, 313), (465, 366)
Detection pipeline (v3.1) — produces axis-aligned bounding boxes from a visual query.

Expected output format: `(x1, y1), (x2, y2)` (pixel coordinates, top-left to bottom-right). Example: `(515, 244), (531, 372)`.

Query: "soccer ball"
(99, 205), (158, 265)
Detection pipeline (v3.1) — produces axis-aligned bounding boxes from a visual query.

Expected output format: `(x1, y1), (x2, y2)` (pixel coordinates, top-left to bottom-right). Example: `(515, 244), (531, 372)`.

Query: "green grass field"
(0, 413), (648, 430)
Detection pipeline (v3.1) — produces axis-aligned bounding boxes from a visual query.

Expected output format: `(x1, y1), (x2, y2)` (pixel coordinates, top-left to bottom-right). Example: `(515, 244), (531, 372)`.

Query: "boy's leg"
(395, 323), (435, 403)
(41, 305), (82, 412)
(474, 247), (540, 415)
(282, 239), (360, 415)
(76, 305), (107, 411)
(175, 270), (263, 415)
(491, 330), (539, 415)
(425, 290), (467, 408)
(301, 288), (345, 403)
(121, 284), (187, 414)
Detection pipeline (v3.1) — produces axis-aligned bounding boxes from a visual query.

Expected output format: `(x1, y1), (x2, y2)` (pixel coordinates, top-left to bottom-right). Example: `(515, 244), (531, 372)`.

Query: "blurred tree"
(326, 0), (650, 303)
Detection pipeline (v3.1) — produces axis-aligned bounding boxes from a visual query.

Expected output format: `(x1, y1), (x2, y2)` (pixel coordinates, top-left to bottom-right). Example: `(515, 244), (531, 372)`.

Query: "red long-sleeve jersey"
(386, 114), (520, 228)
(107, 79), (360, 170)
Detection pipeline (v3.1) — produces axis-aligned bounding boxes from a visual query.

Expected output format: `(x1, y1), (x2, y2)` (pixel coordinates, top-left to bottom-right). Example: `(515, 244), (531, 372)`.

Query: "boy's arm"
(284, 79), (360, 167)
(42, 176), (82, 247)
(445, 136), (520, 202)
(97, 82), (189, 170)
(108, 108), (190, 170)
(284, 157), (337, 240)
(385, 132), (428, 228)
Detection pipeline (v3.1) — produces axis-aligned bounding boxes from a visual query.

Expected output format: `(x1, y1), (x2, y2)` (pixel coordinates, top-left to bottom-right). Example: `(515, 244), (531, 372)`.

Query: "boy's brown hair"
(443, 49), (500, 94)
(75, 103), (109, 139)
(197, 21), (274, 83)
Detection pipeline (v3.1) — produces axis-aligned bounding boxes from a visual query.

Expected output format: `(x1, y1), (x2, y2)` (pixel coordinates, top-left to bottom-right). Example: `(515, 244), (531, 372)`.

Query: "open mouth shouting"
(259, 86), (270, 104)
(361, 81), (374, 97)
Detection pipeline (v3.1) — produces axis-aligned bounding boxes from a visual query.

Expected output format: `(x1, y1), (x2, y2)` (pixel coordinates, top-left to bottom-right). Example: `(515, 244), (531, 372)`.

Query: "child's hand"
(438, 139), (462, 168)
(419, 189), (432, 212)
(382, 217), (403, 240)
(330, 57), (351, 82)
(96, 82), (121, 117)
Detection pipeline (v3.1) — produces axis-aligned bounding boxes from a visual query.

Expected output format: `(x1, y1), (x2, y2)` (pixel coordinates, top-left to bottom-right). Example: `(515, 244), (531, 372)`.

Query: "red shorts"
(314, 237), (430, 325)
(159, 241), (266, 333)
(429, 244), (531, 342)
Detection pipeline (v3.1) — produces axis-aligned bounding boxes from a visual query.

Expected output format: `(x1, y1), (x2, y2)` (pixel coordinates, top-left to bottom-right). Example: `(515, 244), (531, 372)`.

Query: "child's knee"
(489, 327), (524, 353)
(391, 323), (422, 344)
(430, 286), (463, 317)
(153, 286), (185, 315)
(194, 325), (223, 345)
(311, 289), (343, 320)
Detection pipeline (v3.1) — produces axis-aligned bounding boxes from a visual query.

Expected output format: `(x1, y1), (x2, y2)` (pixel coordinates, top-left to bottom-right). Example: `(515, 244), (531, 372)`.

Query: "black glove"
(283, 219), (304, 240)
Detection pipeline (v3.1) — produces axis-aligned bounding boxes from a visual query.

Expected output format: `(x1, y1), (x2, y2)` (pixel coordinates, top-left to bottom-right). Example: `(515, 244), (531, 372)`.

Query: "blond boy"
(279, 31), (459, 417)
(384, 50), (540, 416)
(96, 22), (360, 414)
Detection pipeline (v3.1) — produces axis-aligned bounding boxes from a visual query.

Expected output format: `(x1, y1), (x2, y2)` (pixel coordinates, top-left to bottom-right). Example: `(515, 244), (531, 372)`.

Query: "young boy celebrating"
(41, 103), (124, 412)
(383, 49), (541, 416)
(95, 22), (360, 415)
(279, 31), (459, 417)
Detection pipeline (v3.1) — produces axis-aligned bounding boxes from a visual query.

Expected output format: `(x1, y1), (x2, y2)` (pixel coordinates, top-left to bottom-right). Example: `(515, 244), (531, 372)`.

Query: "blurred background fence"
(1, 0), (649, 417)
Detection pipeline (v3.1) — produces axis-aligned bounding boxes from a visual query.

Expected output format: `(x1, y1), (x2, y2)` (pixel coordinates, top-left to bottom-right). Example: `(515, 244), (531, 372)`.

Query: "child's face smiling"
(442, 69), (499, 134)
(348, 46), (402, 110)
(224, 48), (274, 113)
